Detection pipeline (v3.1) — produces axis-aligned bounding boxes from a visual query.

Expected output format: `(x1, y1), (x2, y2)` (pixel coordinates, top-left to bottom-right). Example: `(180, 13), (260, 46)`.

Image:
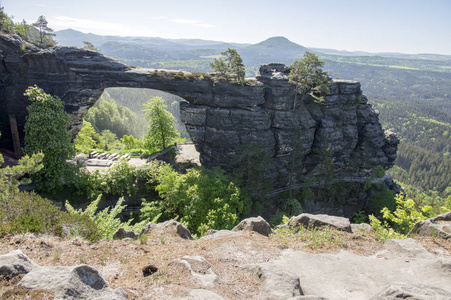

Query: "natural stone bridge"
(0, 35), (398, 214)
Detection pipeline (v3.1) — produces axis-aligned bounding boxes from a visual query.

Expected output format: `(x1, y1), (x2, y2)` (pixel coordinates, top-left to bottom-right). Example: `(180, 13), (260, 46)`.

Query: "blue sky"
(3, 0), (451, 55)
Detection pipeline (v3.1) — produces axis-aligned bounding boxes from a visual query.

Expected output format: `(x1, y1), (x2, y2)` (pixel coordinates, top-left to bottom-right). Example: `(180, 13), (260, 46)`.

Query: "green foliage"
(0, 6), (15, 34)
(85, 93), (144, 139)
(32, 15), (56, 48)
(143, 96), (180, 152)
(210, 48), (246, 84)
(380, 193), (433, 234)
(70, 160), (151, 201)
(83, 41), (99, 51)
(74, 120), (99, 153)
(122, 134), (144, 151)
(368, 185), (397, 217)
(288, 51), (331, 107)
(273, 225), (347, 249)
(66, 195), (147, 240)
(372, 166), (386, 178)
(0, 135), (44, 197)
(234, 144), (272, 197)
(369, 192), (435, 242)
(369, 215), (405, 242)
(23, 86), (75, 195)
(0, 191), (100, 242)
(141, 164), (249, 236)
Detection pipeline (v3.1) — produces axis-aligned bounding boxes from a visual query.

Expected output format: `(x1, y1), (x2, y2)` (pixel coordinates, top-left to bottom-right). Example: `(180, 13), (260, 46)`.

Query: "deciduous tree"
(23, 85), (75, 195)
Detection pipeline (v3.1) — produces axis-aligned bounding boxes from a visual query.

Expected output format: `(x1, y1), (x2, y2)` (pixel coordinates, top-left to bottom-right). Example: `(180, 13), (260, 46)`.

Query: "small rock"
(169, 256), (218, 287)
(232, 216), (272, 236)
(288, 213), (352, 232)
(113, 228), (139, 240)
(141, 220), (193, 240)
(0, 249), (39, 278)
(351, 223), (374, 234)
(142, 264), (158, 277)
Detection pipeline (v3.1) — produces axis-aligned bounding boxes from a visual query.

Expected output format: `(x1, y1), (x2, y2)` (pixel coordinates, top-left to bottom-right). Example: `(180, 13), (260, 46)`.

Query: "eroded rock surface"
(0, 249), (39, 277)
(0, 35), (398, 216)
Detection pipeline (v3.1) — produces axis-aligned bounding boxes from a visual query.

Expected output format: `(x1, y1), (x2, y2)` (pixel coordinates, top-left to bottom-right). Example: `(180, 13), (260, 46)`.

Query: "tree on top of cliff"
(32, 15), (56, 48)
(288, 51), (331, 109)
(210, 48), (246, 84)
(143, 96), (180, 152)
(0, 6), (14, 34)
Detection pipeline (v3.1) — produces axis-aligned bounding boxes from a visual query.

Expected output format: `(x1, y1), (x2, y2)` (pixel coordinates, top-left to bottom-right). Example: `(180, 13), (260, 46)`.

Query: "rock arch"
(0, 35), (398, 209)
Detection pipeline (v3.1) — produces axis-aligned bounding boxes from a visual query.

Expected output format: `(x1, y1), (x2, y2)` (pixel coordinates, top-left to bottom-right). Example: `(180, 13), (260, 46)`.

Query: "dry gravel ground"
(0, 229), (450, 299)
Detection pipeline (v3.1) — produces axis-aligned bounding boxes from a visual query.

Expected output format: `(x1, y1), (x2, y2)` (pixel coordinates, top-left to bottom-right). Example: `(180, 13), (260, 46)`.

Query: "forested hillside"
(55, 30), (451, 207)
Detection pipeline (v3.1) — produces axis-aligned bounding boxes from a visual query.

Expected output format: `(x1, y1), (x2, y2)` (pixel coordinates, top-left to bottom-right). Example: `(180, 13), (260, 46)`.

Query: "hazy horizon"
(3, 0), (451, 55)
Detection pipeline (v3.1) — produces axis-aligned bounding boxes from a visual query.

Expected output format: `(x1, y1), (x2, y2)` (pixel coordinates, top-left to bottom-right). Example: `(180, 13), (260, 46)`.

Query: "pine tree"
(142, 96), (180, 152)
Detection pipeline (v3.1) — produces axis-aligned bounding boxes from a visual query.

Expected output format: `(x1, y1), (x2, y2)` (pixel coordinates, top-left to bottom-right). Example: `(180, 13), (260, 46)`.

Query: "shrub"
(0, 191), (100, 242)
(142, 164), (250, 236)
(65, 195), (147, 240)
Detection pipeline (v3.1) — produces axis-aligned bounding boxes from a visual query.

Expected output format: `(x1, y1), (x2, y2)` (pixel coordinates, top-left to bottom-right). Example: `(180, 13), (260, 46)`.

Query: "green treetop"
(142, 96), (180, 153)
(32, 15), (56, 48)
(210, 48), (246, 84)
(288, 51), (331, 108)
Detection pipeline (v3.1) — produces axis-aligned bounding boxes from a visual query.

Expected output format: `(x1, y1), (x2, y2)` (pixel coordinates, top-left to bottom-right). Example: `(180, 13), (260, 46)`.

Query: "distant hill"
(240, 36), (310, 66)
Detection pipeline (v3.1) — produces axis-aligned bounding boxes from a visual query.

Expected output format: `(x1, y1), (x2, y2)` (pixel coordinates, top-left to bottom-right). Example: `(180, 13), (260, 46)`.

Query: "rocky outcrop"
(0, 35), (398, 216)
(140, 220), (194, 240)
(408, 212), (451, 240)
(232, 216), (272, 236)
(0, 249), (127, 299)
(0, 249), (39, 277)
(286, 213), (352, 233)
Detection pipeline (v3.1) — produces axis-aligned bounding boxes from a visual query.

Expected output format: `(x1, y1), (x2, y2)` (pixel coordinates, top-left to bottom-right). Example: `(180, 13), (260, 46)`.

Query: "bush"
(0, 191), (101, 242)
(65, 195), (147, 240)
(141, 163), (250, 236)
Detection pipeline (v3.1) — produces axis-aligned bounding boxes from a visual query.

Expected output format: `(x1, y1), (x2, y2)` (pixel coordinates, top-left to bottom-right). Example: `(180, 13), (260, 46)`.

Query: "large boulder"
(19, 264), (128, 299)
(232, 216), (272, 236)
(141, 220), (193, 240)
(0, 250), (39, 278)
(287, 213), (352, 232)
(408, 212), (451, 240)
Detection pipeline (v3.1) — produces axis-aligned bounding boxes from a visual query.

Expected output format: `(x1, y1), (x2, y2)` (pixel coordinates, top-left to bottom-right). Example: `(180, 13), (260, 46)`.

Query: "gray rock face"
(288, 213), (352, 232)
(0, 35), (398, 217)
(0, 249), (39, 277)
(408, 212), (451, 240)
(141, 220), (193, 240)
(232, 216), (272, 236)
(19, 264), (127, 299)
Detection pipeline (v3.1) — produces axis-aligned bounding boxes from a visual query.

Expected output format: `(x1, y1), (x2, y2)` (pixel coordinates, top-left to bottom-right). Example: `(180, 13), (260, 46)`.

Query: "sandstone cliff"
(0, 34), (398, 216)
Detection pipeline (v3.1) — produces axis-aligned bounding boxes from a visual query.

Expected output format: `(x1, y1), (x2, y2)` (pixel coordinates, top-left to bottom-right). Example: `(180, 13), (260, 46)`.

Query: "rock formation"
(0, 34), (398, 216)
